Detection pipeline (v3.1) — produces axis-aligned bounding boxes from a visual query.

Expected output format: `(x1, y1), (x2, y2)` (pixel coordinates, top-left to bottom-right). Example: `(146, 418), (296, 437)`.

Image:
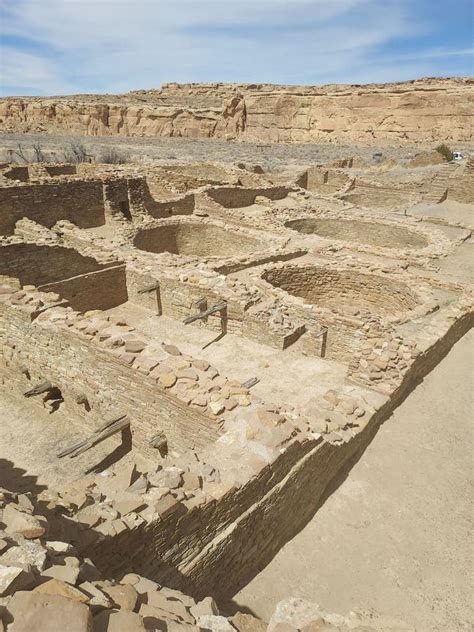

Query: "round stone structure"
(263, 264), (418, 317)
(285, 218), (429, 250)
(133, 221), (264, 258)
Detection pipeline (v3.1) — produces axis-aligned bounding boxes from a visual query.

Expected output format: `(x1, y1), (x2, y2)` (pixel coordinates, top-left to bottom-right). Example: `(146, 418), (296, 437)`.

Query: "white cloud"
(0, 0), (471, 95)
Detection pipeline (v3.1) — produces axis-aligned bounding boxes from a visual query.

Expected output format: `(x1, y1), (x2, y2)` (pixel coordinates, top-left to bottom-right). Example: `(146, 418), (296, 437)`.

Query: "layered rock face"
(0, 77), (472, 144)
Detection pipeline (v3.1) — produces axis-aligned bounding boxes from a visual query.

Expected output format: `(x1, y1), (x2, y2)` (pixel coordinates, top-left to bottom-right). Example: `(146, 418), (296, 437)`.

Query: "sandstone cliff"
(0, 77), (472, 144)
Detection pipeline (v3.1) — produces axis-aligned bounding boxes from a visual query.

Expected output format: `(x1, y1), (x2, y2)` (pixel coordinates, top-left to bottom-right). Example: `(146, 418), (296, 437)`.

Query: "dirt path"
(235, 329), (474, 632)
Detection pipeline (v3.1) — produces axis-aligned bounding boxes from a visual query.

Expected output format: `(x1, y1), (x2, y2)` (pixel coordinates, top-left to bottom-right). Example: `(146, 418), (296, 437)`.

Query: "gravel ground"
(0, 133), (436, 171)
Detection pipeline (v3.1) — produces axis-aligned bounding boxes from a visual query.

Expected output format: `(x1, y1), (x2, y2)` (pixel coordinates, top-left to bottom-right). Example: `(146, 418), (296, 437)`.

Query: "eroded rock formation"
(0, 77), (472, 143)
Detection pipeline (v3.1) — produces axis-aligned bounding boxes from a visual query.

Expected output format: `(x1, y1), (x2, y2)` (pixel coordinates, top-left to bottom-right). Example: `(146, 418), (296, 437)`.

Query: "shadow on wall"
(0, 180), (106, 235)
(133, 222), (263, 257)
(206, 186), (290, 209)
(0, 243), (128, 312)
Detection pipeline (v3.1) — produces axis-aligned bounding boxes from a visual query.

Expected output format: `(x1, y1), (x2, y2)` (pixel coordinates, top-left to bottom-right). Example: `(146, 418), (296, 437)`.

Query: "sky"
(0, 0), (473, 96)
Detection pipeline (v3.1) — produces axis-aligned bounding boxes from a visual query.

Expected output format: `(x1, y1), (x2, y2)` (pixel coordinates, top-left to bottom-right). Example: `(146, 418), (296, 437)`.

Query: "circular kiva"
(133, 222), (264, 257)
(263, 265), (418, 317)
(285, 218), (429, 250)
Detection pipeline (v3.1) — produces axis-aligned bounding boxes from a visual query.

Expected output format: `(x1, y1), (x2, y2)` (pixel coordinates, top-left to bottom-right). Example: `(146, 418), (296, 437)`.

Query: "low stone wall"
(341, 181), (421, 210)
(0, 242), (114, 287)
(133, 222), (263, 258)
(205, 186), (290, 209)
(39, 265), (128, 312)
(0, 180), (106, 234)
(303, 167), (352, 194)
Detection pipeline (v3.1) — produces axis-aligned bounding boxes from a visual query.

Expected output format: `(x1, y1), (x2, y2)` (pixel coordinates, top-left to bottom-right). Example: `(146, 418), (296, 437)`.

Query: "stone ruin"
(0, 150), (473, 632)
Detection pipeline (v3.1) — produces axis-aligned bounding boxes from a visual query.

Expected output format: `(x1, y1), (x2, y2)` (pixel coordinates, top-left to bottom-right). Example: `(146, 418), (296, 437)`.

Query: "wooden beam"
(57, 415), (129, 459)
(23, 381), (53, 398)
(183, 301), (227, 325)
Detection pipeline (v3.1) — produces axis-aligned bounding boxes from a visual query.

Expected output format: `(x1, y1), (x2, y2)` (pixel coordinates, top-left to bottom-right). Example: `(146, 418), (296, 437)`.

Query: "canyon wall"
(0, 77), (472, 144)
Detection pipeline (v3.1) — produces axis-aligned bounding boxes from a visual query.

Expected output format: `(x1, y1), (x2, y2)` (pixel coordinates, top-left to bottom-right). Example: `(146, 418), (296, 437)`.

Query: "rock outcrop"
(0, 77), (472, 144)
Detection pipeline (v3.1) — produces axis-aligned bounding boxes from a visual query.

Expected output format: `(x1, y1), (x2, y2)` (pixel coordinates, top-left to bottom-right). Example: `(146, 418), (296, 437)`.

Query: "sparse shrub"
(63, 141), (90, 164)
(32, 142), (48, 162)
(8, 143), (49, 163)
(98, 147), (129, 164)
(435, 143), (454, 162)
(10, 143), (28, 163)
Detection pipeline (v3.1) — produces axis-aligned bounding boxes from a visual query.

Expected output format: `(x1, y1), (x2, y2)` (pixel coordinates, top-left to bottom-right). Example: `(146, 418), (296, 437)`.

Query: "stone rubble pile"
(0, 488), (415, 631)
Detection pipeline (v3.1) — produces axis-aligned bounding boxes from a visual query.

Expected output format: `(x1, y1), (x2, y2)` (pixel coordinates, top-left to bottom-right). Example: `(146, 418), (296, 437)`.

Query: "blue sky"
(0, 0), (473, 96)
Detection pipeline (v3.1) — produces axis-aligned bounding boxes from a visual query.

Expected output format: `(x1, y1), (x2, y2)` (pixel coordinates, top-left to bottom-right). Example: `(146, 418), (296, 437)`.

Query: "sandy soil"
(0, 391), (133, 491)
(0, 133), (433, 171)
(235, 329), (474, 632)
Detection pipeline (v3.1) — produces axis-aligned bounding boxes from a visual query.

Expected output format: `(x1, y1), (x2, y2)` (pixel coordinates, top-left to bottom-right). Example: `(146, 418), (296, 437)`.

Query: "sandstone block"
(101, 583), (138, 611)
(41, 563), (80, 585)
(6, 591), (93, 632)
(190, 596), (219, 619)
(34, 578), (89, 603)
(231, 612), (267, 632)
(197, 614), (236, 632)
(0, 541), (47, 572)
(0, 565), (35, 597)
(2, 505), (45, 539)
(94, 609), (146, 632)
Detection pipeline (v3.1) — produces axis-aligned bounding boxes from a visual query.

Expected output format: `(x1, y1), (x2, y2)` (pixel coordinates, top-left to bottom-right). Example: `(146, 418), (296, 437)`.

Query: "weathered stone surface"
(231, 612), (267, 632)
(6, 591), (93, 632)
(190, 596), (219, 618)
(2, 505), (45, 539)
(0, 565), (34, 597)
(0, 542), (47, 572)
(197, 614), (236, 632)
(1, 78), (471, 144)
(34, 578), (89, 603)
(268, 599), (330, 632)
(41, 563), (80, 585)
(101, 583), (138, 611)
(94, 609), (146, 632)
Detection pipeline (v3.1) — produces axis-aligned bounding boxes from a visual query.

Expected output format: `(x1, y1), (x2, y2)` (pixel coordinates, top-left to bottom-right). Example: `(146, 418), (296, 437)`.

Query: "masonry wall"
(0, 303), (220, 455)
(44, 165), (77, 177)
(1, 166), (29, 182)
(0, 243), (113, 286)
(157, 277), (245, 335)
(0, 180), (106, 234)
(264, 266), (418, 316)
(39, 266), (128, 312)
(341, 182), (420, 209)
(305, 168), (351, 193)
(205, 186), (290, 209)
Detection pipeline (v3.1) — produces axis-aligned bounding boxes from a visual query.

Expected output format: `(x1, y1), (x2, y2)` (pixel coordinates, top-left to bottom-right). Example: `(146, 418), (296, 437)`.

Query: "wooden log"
(23, 381), (53, 398)
(57, 415), (129, 458)
(183, 301), (227, 325)
(241, 377), (259, 389)
(137, 283), (160, 294)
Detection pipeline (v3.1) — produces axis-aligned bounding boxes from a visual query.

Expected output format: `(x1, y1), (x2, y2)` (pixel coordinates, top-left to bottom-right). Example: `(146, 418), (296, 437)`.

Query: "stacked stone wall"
(0, 303), (219, 455)
(0, 180), (106, 234)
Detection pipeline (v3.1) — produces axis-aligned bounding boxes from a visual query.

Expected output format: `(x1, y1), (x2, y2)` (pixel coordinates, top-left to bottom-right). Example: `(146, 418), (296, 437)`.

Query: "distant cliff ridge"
(0, 78), (472, 144)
